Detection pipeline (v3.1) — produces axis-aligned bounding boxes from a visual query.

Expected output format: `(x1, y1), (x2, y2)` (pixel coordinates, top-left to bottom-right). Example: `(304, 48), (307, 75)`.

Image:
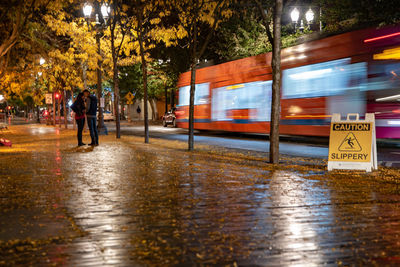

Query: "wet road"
(109, 123), (400, 167)
(1, 125), (400, 266)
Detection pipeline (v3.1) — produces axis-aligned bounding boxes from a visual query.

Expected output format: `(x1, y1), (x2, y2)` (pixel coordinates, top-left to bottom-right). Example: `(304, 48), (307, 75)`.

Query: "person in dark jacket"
(70, 92), (86, 146)
(83, 89), (99, 146)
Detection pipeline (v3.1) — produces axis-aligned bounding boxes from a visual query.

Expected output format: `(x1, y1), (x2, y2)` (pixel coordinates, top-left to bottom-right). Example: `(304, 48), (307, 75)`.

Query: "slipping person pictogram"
(346, 136), (355, 148)
(338, 132), (362, 152)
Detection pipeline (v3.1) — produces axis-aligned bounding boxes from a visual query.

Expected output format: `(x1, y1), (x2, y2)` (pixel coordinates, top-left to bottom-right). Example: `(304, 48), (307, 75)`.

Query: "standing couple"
(71, 89), (99, 147)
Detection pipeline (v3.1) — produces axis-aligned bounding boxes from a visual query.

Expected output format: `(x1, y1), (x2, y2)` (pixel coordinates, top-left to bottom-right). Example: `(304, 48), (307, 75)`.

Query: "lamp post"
(290, 7), (300, 31)
(36, 57), (46, 123)
(305, 8), (314, 29)
(83, 2), (109, 135)
(291, 7), (317, 32)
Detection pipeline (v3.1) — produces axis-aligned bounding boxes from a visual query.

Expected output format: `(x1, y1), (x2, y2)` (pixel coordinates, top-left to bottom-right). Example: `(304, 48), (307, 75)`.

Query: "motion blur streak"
(176, 24), (400, 139)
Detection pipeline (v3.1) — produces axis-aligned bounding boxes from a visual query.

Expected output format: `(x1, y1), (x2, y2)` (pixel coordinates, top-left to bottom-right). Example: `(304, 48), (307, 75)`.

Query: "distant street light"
(291, 7), (300, 31)
(83, 2), (109, 135)
(36, 57), (46, 123)
(291, 8), (300, 23)
(305, 8), (315, 27)
(291, 7), (319, 32)
(101, 4), (110, 19)
(83, 4), (92, 17)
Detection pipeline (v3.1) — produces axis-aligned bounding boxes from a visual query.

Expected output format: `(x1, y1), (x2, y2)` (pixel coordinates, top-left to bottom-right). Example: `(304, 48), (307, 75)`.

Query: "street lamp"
(35, 57), (47, 123)
(101, 4), (110, 20)
(83, 3), (92, 17)
(305, 8), (314, 28)
(291, 8), (300, 31)
(291, 7), (321, 33)
(83, 2), (108, 135)
(38, 57), (45, 77)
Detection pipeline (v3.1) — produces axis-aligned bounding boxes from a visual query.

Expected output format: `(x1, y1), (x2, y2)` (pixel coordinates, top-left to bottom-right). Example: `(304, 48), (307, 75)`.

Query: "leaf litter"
(1, 125), (400, 266)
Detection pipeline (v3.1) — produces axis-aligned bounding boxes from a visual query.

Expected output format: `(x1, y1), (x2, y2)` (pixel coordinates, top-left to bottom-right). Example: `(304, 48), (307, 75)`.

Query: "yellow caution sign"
(328, 113), (377, 172)
(330, 123), (371, 161)
(125, 92), (134, 101)
(45, 93), (53, 104)
(126, 100), (133, 105)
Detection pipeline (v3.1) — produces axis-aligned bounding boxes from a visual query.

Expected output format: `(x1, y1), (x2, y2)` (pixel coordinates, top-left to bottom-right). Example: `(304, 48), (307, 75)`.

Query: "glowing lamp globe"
(306, 9), (315, 23)
(291, 8), (300, 23)
(83, 4), (92, 17)
(101, 4), (110, 19)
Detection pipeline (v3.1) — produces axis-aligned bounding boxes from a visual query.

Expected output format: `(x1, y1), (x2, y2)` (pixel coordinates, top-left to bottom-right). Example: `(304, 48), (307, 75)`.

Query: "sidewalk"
(1, 124), (400, 266)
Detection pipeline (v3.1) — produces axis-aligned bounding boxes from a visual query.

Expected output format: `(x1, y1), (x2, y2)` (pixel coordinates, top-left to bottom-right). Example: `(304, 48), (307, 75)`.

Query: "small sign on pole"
(125, 92), (134, 101)
(125, 92), (134, 105)
(328, 113), (377, 172)
(45, 94), (53, 104)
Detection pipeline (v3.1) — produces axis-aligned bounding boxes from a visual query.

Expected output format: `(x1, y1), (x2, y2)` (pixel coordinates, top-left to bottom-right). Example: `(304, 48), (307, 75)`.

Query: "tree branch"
(197, 0), (224, 59)
(0, 9), (22, 58)
(255, 0), (274, 48)
(0, 51), (11, 79)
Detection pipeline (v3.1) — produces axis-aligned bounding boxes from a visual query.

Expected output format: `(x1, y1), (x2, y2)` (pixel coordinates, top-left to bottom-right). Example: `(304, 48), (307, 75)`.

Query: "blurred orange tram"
(176, 24), (400, 139)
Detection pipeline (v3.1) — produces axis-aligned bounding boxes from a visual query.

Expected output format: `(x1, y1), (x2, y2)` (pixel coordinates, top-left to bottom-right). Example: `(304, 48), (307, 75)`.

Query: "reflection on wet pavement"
(1, 125), (400, 266)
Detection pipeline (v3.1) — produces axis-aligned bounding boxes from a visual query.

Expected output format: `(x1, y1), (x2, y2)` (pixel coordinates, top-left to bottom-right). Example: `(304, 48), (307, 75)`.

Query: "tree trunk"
(165, 86), (168, 113)
(71, 93), (76, 130)
(96, 32), (107, 135)
(52, 93), (56, 126)
(269, 0), (283, 164)
(188, 4), (198, 151)
(113, 66), (121, 138)
(114, 72), (120, 138)
(63, 90), (67, 129)
(82, 61), (87, 90)
(188, 63), (196, 151)
(111, 25), (121, 139)
(138, 27), (149, 143)
(36, 105), (40, 123)
(171, 89), (175, 108)
(57, 93), (61, 128)
(187, 0), (221, 151)
(0, 15), (20, 72)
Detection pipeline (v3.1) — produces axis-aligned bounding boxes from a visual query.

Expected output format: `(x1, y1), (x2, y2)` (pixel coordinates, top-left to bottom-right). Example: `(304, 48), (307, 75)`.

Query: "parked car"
(98, 110), (115, 121)
(162, 108), (176, 127)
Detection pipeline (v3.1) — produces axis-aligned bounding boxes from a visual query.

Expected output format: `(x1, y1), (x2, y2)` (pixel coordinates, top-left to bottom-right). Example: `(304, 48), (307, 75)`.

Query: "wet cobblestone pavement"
(1, 125), (400, 266)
